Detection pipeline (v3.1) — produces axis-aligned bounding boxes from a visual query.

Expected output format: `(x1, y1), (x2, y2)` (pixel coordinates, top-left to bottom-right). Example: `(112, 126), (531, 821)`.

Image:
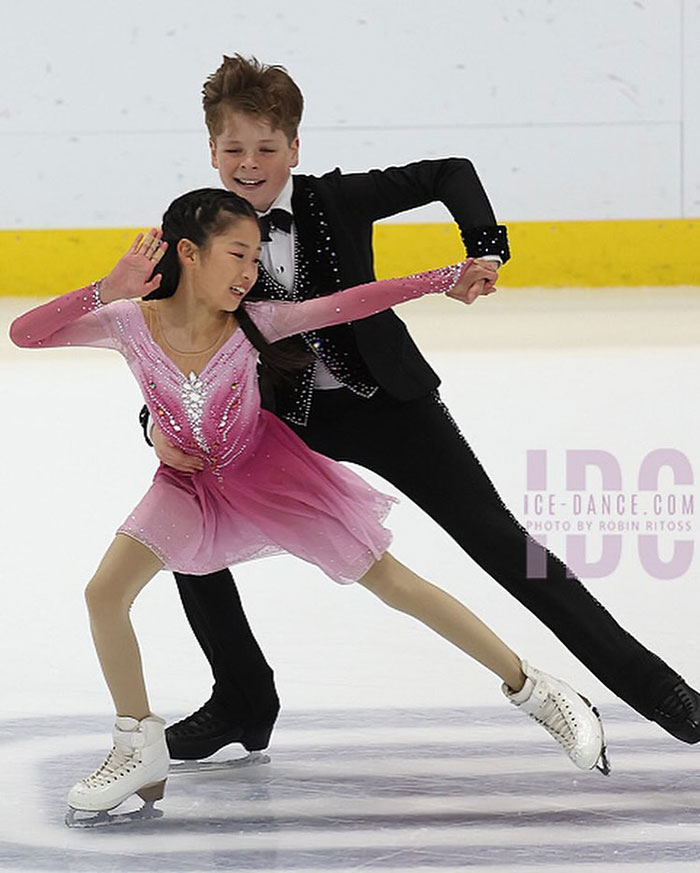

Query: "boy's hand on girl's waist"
(446, 258), (499, 305)
(151, 422), (205, 473)
(99, 229), (167, 304)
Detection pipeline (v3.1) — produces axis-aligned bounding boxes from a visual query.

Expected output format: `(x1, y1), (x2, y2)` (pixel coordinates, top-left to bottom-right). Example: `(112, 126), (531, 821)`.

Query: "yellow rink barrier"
(0, 218), (698, 296)
(373, 219), (699, 287)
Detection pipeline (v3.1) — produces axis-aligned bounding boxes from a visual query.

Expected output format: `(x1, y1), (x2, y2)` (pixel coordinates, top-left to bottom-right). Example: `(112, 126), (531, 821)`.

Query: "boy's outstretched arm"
(328, 158), (510, 262)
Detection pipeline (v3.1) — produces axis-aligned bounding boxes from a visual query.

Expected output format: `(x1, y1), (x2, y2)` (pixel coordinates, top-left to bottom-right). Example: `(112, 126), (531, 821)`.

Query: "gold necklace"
(155, 307), (233, 356)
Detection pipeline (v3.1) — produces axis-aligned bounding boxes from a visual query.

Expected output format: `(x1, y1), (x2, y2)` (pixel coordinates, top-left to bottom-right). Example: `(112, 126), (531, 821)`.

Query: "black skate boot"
(166, 698), (278, 760)
(651, 680), (700, 744)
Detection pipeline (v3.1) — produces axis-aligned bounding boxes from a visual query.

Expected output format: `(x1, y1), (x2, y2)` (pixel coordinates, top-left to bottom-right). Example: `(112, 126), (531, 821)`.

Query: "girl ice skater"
(11, 188), (609, 823)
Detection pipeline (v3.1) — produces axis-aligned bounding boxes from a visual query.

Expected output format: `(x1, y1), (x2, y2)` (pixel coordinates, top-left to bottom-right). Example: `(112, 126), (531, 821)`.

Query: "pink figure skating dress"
(11, 264), (466, 583)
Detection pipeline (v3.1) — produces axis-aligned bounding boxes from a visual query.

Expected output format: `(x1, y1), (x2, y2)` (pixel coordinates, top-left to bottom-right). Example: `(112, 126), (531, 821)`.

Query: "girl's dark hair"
(145, 187), (311, 380)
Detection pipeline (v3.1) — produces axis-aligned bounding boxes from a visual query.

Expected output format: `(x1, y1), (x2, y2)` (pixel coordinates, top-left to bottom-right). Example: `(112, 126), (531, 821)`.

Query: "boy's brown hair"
(203, 54), (304, 143)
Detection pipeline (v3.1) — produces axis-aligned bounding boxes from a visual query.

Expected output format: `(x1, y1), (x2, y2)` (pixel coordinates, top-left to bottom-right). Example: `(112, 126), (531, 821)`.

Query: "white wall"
(0, 0), (697, 229)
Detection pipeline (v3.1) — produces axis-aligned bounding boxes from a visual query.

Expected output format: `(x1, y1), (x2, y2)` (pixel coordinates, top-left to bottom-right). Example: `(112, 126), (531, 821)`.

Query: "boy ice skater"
(145, 55), (700, 760)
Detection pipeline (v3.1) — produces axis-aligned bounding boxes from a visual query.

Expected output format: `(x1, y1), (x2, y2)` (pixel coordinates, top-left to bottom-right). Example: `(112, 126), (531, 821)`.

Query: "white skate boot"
(66, 714), (169, 827)
(502, 661), (611, 774)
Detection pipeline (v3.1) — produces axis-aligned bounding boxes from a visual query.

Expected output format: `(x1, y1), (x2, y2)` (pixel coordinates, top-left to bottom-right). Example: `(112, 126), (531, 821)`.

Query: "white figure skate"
(503, 661), (611, 775)
(66, 714), (169, 828)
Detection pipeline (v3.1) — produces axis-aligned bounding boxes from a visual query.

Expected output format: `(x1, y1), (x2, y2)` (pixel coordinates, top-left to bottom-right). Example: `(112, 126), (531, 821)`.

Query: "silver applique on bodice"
(181, 370), (209, 452)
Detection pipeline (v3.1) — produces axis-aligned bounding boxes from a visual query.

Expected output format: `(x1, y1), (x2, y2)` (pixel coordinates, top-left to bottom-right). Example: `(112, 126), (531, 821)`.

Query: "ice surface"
(1, 290), (699, 871)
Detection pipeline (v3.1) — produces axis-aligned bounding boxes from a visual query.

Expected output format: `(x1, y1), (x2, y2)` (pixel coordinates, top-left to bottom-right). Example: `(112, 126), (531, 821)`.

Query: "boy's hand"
(100, 229), (167, 303)
(447, 259), (499, 305)
(152, 422), (205, 473)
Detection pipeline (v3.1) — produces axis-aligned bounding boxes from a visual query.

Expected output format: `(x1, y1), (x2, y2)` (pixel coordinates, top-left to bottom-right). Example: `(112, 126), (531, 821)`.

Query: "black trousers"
(175, 388), (681, 724)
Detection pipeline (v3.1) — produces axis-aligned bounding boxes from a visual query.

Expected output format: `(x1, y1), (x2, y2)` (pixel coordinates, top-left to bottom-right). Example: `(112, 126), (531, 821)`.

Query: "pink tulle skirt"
(118, 410), (395, 583)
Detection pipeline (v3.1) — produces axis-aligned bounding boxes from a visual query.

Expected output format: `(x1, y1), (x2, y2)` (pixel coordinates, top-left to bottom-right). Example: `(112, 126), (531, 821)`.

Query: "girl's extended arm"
(250, 262), (473, 342)
(9, 283), (120, 351)
(10, 230), (165, 351)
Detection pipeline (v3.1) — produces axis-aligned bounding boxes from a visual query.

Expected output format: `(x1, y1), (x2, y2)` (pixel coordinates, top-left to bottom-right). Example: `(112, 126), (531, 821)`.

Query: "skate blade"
(170, 750), (271, 775)
(579, 695), (612, 776)
(591, 705), (612, 776)
(65, 799), (163, 828)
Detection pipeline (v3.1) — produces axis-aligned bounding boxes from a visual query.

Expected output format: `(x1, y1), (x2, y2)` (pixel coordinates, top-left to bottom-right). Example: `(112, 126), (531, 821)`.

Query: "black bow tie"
(259, 208), (293, 242)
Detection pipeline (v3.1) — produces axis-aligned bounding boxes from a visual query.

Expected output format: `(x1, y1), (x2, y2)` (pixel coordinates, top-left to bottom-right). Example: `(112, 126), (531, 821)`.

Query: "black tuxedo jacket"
(257, 158), (509, 402)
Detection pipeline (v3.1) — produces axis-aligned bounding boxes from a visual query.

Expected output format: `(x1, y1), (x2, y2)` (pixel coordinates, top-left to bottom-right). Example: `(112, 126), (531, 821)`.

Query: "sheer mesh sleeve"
(9, 284), (125, 352)
(246, 262), (469, 343)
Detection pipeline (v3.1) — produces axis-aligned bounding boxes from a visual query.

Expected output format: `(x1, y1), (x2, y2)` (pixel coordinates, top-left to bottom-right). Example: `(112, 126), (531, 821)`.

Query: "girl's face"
(185, 217), (261, 312)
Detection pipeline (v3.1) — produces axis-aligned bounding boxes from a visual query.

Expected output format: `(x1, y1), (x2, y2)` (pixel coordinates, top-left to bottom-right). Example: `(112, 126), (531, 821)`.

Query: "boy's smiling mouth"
(235, 178), (265, 188)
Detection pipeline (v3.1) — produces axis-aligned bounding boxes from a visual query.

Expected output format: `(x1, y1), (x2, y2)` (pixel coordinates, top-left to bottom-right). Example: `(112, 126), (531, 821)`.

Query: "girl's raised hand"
(99, 229), (168, 303)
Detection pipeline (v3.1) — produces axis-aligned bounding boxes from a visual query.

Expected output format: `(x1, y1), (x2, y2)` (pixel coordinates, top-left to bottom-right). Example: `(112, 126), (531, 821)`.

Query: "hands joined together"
(447, 258), (499, 305)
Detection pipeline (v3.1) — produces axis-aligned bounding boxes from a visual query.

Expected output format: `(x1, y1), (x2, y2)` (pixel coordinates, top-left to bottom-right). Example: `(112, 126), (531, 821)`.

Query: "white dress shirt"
(257, 176), (343, 389)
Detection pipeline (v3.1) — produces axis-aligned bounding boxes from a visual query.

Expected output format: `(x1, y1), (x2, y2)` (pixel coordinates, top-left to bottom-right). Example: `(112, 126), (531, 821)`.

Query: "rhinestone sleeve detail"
(9, 282), (116, 350)
(90, 279), (106, 310)
(462, 225), (510, 263)
(249, 261), (471, 343)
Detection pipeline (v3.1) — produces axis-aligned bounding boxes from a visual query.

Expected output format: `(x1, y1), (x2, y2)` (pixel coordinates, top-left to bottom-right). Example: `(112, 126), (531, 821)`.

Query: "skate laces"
(82, 746), (141, 788)
(655, 683), (698, 723)
(170, 704), (226, 735)
(530, 691), (577, 751)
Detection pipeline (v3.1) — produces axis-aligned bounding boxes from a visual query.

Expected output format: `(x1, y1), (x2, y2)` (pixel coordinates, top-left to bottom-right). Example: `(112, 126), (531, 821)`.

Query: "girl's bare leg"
(358, 552), (526, 691)
(84, 533), (163, 720)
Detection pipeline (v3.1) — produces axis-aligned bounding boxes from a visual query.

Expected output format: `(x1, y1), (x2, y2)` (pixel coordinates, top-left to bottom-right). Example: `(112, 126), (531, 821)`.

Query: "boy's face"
(210, 111), (299, 213)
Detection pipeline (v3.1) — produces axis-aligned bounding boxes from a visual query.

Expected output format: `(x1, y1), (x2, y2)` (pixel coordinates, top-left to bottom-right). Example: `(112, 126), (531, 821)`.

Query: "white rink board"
(1, 0), (697, 227)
